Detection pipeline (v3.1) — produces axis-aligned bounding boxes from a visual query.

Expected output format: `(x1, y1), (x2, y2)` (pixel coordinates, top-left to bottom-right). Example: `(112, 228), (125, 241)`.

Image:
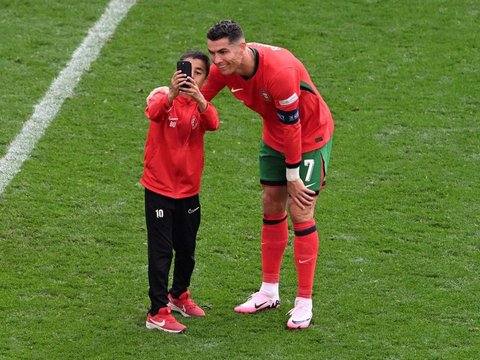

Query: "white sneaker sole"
(145, 321), (185, 333)
(168, 302), (191, 317)
(286, 318), (313, 329)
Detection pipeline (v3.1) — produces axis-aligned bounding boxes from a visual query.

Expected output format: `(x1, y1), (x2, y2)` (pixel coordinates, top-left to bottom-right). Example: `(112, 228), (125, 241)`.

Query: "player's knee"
(288, 201), (315, 223)
(262, 187), (287, 215)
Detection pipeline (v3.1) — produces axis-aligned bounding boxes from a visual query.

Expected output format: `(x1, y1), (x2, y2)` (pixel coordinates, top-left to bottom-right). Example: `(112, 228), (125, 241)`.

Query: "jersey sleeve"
(144, 90), (171, 122)
(200, 65), (226, 102)
(200, 102), (220, 131)
(269, 68), (302, 169)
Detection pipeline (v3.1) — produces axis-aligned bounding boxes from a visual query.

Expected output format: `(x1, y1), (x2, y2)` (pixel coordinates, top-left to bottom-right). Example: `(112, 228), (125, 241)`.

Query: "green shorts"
(259, 137), (333, 193)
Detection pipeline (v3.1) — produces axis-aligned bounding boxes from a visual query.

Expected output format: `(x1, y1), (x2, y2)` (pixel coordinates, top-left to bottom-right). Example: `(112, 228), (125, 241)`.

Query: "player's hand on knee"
(287, 179), (315, 210)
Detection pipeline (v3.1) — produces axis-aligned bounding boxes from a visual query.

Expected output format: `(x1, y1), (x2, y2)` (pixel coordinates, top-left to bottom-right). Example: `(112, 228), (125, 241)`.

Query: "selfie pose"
(142, 50), (219, 333)
(202, 20), (334, 329)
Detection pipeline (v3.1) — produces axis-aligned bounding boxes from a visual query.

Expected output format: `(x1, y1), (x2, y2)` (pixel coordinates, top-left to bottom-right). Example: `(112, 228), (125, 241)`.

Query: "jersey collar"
(242, 47), (259, 80)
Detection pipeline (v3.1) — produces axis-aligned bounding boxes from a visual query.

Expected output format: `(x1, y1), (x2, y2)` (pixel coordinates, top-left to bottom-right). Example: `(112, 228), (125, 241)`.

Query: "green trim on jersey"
(259, 137), (333, 192)
(300, 81), (315, 94)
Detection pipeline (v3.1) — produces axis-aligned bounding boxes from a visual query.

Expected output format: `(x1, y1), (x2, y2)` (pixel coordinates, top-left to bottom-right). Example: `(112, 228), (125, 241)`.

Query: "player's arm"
(200, 64), (226, 102)
(271, 69), (303, 170)
(272, 69), (315, 208)
(144, 89), (171, 122)
(199, 102), (220, 131)
(277, 104), (315, 209)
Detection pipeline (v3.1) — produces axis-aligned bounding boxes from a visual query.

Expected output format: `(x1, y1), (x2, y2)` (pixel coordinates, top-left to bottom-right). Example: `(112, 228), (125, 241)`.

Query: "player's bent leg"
(286, 221), (318, 329)
(293, 219), (319, 298)
(288, 197), (318, 329)
(262, 184), (288, 215)
(235, 186), (286, 314)
(261, 184), (288, 286)
(289, 195), (319, 293)
(261, 211), (288, 284)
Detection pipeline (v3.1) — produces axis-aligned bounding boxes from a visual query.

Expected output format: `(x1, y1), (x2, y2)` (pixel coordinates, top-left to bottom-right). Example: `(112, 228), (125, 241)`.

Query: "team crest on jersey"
(260, 90), (271, 102)
(191, 115), (198, 130)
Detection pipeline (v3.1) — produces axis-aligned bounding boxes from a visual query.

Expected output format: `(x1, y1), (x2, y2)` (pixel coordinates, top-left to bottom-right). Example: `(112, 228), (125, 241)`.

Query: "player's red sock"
(293, 219), (319, 298)
(261, 212), (288, 284)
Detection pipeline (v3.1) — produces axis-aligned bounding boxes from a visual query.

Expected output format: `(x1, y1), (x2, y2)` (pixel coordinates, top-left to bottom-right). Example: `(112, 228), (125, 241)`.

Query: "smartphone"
(176, 61), (192, 88)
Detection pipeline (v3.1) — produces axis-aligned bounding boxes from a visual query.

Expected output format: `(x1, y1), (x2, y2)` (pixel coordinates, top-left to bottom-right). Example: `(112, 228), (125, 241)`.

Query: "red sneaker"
(168, 290), (206, 317)
(145, 307), (186, 333)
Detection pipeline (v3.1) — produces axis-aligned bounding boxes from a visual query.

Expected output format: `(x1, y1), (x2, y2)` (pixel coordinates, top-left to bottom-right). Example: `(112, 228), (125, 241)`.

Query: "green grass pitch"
(0, 0), (479, 359)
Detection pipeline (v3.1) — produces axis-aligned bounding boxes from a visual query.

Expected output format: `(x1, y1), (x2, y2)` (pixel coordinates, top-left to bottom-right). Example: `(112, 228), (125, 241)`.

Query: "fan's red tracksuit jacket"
(141, 92), (220, 198)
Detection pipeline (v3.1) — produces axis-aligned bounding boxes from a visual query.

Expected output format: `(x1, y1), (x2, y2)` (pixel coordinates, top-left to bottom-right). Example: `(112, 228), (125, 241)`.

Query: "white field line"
(0, 0), (137, 195)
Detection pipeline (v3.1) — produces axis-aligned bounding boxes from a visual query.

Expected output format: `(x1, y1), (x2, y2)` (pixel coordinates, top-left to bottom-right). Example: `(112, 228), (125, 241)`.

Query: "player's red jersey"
(202, 42), (334, 167)
(141, 92), (219, 199)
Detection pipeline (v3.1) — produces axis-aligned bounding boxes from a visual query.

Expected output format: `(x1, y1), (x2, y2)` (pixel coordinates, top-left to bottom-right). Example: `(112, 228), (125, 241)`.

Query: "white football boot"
(234, 291), (280, 314)
(286, 297), (313, 329)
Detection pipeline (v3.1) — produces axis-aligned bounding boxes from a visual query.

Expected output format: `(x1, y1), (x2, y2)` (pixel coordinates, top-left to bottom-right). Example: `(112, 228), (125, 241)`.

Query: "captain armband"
(276, 108), (299, 125)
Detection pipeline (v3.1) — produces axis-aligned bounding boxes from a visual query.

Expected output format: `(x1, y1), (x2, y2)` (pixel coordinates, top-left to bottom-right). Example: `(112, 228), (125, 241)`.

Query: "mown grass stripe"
(0, 0), (137, 194)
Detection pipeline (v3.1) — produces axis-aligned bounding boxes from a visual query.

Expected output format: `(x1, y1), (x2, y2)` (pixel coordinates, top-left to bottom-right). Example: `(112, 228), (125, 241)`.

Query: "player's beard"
(217, 62), (236, 75)
(217, 53), (243, 76)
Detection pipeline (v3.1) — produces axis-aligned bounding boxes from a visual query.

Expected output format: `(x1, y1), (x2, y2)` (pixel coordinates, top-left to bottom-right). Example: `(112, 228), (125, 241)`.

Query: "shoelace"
(177, 296), (198, 310)
(153, 311), (176, 322)
(248, 291), (270, 301)
(184, 299), (196, 309)
(165, 314), (177, 322)
(240, 292), (258, 304)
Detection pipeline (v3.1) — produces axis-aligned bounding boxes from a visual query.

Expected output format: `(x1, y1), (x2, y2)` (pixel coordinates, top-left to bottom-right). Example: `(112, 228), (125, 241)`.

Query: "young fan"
(142, 50), (219, 333)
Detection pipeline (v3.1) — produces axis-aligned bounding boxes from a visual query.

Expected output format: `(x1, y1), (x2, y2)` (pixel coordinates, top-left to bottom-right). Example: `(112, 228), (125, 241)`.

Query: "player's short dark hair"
(207, 20), (244, 43)
(180, 50), (211, 77)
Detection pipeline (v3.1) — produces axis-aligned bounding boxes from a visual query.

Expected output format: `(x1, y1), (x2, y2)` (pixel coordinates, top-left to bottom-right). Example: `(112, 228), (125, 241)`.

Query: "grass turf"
(0, 0), (479, 359)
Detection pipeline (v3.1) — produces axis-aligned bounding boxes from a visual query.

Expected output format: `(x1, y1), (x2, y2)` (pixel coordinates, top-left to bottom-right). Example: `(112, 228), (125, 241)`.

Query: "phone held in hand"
(176, 61), (192, 88)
